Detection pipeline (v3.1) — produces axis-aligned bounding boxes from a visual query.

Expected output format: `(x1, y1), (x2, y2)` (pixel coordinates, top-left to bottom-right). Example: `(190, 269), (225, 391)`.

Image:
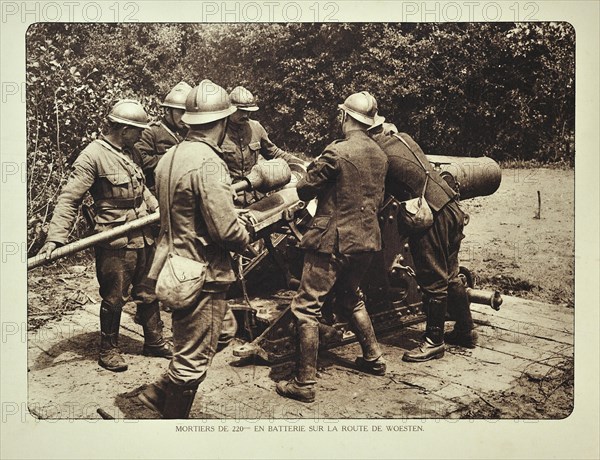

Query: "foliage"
(26, 23), (575, 253)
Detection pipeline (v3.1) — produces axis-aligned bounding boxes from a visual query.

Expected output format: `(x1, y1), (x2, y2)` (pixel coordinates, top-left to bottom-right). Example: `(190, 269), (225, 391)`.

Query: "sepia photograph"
(24, 20), (575, 421)
(1, 1), (599, 459)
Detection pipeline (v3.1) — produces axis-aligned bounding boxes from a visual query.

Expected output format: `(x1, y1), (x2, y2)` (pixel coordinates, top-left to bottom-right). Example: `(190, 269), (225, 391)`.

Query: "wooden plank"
(472, 297), (574, 332)
(27, 292), (574, 419)
(195, 342), (472, 419)
(79, 301), (174, 339)
(378, 325), (569, 393)
(454, 338), (571, 379)
(475, 325), (573, 360)
(323, 337), (510, 415)
(471, 310), (572, 345)
(28, 312), (97, 360)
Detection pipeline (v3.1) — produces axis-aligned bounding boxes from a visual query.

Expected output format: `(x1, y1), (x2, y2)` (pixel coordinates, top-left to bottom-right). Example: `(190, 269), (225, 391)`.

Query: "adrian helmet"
(107, 99), (150, 129)
(365, 93), (386, 130)
(181, 80), (237, 125)
(161, 81), (193, 110)
(338, 91), (378, 126)
(229, 86), (259, 112)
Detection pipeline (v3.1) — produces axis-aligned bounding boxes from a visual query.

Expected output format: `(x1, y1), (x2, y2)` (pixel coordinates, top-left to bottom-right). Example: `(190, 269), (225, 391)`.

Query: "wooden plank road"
(27, 295), (573, 419)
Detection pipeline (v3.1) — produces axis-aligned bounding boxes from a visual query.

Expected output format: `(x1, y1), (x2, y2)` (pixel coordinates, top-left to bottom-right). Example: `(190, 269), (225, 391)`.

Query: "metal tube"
(27, 213), (160, 270)
(28, 180), (256, 270)
(467, 287), (503, 311)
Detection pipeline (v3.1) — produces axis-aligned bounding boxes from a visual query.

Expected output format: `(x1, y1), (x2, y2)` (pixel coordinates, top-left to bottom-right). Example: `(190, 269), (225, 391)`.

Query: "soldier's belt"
(95, 196), (143, 209)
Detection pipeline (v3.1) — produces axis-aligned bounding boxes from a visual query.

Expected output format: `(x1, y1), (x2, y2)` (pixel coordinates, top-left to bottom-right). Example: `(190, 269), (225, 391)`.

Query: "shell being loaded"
(426, 155), (502, 200)
(28, 149), (504, 365)
(244, 188), (304, 235)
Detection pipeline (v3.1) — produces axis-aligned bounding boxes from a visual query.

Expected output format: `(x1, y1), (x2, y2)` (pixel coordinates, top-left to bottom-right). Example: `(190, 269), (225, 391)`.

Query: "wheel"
(458, 266), (474, 288)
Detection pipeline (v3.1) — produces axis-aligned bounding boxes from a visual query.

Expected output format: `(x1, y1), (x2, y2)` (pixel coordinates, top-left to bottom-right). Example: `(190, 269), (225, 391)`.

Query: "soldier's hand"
(236, 209), (254, 227)
(38, 242), (57, 260)
(236, 209), (256, 239)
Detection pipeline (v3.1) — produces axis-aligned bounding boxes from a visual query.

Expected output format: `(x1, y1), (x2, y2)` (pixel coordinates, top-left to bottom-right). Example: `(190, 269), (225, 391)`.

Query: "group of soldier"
(37, 79), (476, 419)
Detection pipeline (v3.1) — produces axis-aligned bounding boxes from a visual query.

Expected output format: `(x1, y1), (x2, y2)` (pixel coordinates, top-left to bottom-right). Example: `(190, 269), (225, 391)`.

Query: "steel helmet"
(181, 80), (237, 125)
(107, 99), (150, 129)
(338, 91), (378, 126)
(369, 114), (387, 130)
(229, 86), (259, 112)
(365, 93), (386, 130)
(161, 81), (193, 109)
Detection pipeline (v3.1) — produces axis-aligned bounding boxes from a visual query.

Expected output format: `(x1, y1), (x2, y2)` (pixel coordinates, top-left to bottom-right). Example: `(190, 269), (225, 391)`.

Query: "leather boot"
(137, 302), (173, 359)
(445, 282), (477, 348)
(349, 302), (386, 376)
(138, 374), (170, 416)
(162, 380), (200, 419)
(403, 298), (447, 363)
(445, 328), (478, 348)
(276, 324), (318, 403)
(98, 302), (128, 372)
(217, 307), (238, 351)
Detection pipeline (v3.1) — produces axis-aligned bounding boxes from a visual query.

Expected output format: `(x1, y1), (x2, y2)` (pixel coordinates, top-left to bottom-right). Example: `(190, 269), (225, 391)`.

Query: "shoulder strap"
(164, 145), (180, 252)
(163, 141), (214, 248)
(392, 133), (429, 199)
(96, 138), (141, 171)
(160, 121), (181, 144)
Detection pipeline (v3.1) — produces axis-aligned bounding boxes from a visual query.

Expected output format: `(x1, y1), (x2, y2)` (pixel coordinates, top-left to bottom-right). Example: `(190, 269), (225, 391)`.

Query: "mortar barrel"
(426, 155), (502, 199)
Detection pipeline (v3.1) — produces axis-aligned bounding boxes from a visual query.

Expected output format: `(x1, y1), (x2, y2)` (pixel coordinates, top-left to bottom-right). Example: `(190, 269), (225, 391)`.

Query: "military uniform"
(136, 119), (239, 343)
(222, 119), (298, 205)
(371, 131), (474, 356)
(47, 137), (157, 301)
(46, 135), (170, 370)
(292, 129), (388, 327)
(134, 119), (185, 190)
(149, 132), (250, 386)
(277, 128), (389, 402)
(275, 91), (391, 404)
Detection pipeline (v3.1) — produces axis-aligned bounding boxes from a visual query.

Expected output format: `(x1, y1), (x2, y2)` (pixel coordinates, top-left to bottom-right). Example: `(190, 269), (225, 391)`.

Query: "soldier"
(138, 80), (250, 419)
(135, 81), (238, 347)
(37, 100), (172, 372)
(369, 111), (476, 362)
(222, 86), (304, 206)
(276, 92), (389, 404)
(134, 81), (192, 191)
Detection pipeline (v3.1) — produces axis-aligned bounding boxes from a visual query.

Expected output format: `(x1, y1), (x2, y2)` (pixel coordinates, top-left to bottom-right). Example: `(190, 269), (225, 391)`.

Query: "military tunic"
(46, 137), (159, 309)
(291, 129), (388, 327)
(371, 131), (468, 304)
(150, 132), (250, 385)
(222, 119), (298, 205)
(134, 119), (185, 190)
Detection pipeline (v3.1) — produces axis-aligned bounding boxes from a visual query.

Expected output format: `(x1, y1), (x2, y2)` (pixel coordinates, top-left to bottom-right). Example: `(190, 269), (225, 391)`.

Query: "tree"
(26, 23), (575, 252)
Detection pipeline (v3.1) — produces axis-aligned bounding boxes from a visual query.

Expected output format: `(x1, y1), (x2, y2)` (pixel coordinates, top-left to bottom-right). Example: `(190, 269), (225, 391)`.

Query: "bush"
(26, 23), (575, 252)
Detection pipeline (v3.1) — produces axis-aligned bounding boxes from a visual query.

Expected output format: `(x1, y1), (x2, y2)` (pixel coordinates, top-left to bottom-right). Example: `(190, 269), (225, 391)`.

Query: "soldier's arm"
(258, 123), (302, 164)
(142, 184), (159, 213)
(296, 148), (339, 202)
(193, 160), (250, 253)
(45, 151), (97, 245)
(134, 128), (162, 177)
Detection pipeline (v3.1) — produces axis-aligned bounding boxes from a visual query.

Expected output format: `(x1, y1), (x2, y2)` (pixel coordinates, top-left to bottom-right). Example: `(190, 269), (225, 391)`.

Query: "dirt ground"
(27, 168), (575, 419)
